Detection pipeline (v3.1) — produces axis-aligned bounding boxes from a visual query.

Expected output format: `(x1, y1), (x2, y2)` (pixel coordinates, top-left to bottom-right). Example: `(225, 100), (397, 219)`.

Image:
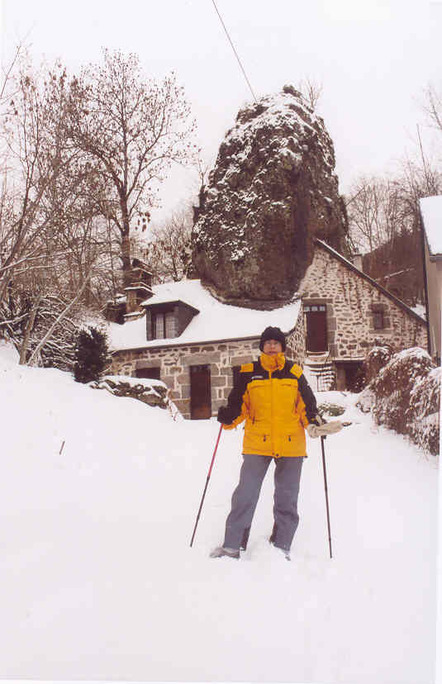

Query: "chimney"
(124, 259), (153, 316)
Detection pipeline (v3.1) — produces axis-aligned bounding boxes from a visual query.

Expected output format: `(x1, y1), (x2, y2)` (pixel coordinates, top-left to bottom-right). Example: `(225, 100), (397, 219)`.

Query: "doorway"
(190, 365), (212, 419)
(335, 361), (364, 392)
(305, 304), (328, 352)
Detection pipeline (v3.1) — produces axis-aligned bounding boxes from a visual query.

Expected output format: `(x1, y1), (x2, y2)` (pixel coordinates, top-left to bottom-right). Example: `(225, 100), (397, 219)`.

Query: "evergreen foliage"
(74, 326), (109, 383)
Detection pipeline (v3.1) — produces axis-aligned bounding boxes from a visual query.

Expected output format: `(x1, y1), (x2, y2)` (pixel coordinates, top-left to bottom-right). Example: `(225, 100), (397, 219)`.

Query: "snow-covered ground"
(0, 340), (440, 683)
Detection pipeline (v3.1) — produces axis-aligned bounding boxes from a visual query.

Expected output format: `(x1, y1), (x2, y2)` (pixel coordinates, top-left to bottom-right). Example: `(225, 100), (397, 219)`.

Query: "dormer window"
(153, 311), (177, 339)
(144, 299), (199, 342)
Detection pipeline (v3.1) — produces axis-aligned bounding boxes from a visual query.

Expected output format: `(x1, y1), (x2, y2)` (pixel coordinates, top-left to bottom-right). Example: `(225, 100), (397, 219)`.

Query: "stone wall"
(110, 329), (305, 419)
(112, 339), (254, 419)
(299, 245), (428, 359)
(286, 315), (305, 362)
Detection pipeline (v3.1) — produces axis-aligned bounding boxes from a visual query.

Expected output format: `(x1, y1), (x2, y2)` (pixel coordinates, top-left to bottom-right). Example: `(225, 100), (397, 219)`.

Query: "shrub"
(357, 347), (440, 455)
(74, 326), (109, 383)
(362, 344), (393, 384)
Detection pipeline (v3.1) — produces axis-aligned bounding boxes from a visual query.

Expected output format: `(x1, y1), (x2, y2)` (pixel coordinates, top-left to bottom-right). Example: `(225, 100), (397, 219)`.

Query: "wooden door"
(305, 305), (328, 352)
(190, 365), (212, 419)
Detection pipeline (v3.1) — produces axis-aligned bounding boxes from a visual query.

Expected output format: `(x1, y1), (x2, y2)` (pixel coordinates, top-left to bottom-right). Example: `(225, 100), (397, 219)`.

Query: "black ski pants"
(223, 454), (304, 552)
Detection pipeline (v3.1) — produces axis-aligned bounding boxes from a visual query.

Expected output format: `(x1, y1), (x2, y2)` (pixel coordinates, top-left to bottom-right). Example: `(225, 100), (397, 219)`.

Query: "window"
(153, 311), (176, 339)
(136, 367), (161, 380)
(373, 310), (385, 330)
(372, 305), (387, 330)
(304, 305), (326, 313)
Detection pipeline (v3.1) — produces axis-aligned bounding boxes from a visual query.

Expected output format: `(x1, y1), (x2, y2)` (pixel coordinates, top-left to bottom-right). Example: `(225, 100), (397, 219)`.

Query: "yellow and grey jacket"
(223, 352), (317, 458)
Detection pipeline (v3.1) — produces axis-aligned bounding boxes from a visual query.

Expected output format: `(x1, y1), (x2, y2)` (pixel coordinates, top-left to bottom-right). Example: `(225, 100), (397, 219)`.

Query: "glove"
(217, 406), (236, 425)
(310, 413), (326, 426)
(307, 420), (343, 438)
(307, 423), (321, 439)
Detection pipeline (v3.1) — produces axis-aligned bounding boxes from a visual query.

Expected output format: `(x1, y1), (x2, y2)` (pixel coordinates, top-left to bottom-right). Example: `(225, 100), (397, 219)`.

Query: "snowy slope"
(0, 341), (439, 683)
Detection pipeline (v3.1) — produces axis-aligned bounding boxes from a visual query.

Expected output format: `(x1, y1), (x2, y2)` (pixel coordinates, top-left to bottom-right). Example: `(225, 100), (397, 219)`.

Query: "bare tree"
(143, 205), (193, 283)
(297, 78), (323, 110)
(422, 84), (442, 134)
(65, 49), (197, 287)
(0, 58), (88, 299)
(0, 49), (197, 366)
(345, 152), (442, 306)
(0, 55), (108, 365)
(345, 176), (398, 253)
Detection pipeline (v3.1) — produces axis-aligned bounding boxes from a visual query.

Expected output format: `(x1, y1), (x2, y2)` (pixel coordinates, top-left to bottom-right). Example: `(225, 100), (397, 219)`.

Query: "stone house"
(108, 279), (303, 419)
(300, 240), (427, 391)
(108, 239), (427, 418)
(419, 196), (442, 364)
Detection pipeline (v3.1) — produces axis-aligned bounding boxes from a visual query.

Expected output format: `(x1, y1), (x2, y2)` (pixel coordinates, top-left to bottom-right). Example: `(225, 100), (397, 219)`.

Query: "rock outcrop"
(192, 85), (348, 308)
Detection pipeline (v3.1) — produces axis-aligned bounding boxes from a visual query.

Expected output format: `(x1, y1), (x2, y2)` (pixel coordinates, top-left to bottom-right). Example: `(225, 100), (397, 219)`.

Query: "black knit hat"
(259, 326), (286, 352)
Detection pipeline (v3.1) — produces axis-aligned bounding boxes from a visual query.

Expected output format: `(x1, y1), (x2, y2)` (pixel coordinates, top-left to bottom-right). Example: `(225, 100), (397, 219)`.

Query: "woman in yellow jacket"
(211, 326), (321, 561)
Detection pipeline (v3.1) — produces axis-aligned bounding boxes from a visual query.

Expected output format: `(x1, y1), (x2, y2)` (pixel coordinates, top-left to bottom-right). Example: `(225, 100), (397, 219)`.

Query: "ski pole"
(190, 423), (223, 548)
(320, 435), (333, 559)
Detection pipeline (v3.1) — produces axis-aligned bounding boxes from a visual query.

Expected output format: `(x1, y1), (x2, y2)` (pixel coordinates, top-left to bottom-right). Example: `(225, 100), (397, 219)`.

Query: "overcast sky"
(1, 0), (442, 223)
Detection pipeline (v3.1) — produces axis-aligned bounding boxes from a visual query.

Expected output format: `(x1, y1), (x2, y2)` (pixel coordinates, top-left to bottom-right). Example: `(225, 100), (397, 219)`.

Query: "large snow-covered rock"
(91, 375), (179, 415)
(357, 347), (440, 455)
(192, 85), (347, 308)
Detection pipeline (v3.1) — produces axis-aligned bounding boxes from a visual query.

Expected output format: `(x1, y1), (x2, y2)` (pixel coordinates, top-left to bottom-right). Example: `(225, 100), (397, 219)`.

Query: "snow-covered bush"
(408, 367), (441, 456)
(0, 291), (84, 370)
(362, 344), (393, 384)
(357, 347), (440, 455)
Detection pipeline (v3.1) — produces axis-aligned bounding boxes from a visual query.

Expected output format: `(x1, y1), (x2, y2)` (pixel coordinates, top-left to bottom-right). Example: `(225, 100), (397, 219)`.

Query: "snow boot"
(210, 546), (240, 560)
(269, 540), (291, 561)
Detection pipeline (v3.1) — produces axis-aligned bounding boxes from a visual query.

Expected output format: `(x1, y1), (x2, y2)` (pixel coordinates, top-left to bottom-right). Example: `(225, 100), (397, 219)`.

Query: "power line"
(211, 0), (258, 102)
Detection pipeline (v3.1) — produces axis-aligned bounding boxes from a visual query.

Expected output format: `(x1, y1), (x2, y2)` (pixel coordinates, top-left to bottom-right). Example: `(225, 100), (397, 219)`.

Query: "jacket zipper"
(269, 370), (277, 457)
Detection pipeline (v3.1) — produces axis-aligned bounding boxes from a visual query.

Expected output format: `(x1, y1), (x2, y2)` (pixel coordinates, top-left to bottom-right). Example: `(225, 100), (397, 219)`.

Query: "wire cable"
(211, 0), (258, 102)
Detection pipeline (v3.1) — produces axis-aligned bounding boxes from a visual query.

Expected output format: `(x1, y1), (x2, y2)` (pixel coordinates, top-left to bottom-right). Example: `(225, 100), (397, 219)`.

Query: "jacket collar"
(259, 352), (286, 373)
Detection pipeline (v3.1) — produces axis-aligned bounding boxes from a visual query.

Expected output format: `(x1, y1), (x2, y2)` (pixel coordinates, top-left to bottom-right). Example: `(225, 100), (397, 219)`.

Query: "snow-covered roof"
(419, 196), (442, 257)
(141, 285), (199, 311)
(108, 279), (302, 351)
